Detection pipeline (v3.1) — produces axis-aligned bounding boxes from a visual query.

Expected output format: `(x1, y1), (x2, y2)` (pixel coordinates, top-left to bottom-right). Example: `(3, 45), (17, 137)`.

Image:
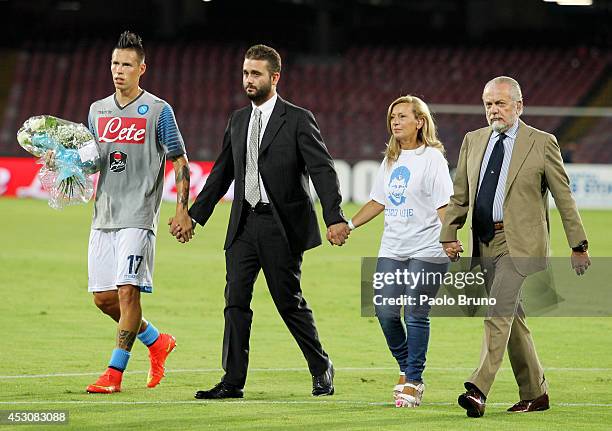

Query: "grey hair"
(484, 76), (523, 102)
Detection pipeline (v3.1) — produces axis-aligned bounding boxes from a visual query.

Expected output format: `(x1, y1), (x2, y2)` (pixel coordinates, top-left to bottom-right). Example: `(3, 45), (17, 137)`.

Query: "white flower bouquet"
(17, 115), (100, 209)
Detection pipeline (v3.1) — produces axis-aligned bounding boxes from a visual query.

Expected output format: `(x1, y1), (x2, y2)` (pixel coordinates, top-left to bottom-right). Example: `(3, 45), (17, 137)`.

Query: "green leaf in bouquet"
(44, 116), (58, 130)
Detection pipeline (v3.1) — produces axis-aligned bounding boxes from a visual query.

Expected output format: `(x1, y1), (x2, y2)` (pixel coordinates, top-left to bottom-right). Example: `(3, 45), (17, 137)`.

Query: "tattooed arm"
(168, 155), (194, 243)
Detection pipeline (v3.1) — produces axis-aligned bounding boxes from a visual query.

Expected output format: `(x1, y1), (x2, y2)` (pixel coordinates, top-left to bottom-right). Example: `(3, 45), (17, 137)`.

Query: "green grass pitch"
(0, 198), (611, 430)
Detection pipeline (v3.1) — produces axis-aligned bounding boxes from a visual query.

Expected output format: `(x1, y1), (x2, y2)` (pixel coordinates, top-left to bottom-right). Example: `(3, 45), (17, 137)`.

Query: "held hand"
(443, 240), (464, 262)
(167, 217), (183, 242)
(168, 214), (195, 243)
(326, 227), (340, 245)
(327, 222), (350, 246)
(571, 250), (591, 276)
(168, 216), (183, 238)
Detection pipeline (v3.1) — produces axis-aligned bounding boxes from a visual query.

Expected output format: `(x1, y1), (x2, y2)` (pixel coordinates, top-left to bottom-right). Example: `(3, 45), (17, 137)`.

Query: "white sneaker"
(395, 382), (425, 408)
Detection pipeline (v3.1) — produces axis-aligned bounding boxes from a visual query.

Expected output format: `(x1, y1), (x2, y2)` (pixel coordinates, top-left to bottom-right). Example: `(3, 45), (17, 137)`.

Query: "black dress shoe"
(312, 363), (334, 396)
(458, 388), (486, 418)
(507, 393), (550, 412)
(194, 381), (244, 399)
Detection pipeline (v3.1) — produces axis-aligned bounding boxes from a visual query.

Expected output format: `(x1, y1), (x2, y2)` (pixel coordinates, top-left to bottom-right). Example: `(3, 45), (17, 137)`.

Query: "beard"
(490, 120), (510, 133)
(245, 80), (273, 104)
(488, 112), (518, 133)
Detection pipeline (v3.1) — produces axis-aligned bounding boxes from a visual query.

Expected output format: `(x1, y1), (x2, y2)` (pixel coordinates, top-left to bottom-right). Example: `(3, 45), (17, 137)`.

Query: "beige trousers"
(467, 230), (548, 400)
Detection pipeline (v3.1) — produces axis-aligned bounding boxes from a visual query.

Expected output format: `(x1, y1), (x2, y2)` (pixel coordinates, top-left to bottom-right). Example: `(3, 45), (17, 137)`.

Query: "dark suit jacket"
(189, 96), (345, 253)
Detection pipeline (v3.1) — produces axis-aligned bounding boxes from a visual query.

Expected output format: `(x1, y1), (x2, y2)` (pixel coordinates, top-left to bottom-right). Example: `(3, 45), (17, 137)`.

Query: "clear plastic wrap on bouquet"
(17, 115), (100, 209)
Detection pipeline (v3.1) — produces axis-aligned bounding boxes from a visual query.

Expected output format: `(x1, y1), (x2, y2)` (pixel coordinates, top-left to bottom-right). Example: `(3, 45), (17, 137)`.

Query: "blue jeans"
(374, 257), (448, 382)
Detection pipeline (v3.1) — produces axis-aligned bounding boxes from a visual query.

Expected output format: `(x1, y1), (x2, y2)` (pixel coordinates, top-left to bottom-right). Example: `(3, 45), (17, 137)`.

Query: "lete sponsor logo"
(98, 117), (146, 144)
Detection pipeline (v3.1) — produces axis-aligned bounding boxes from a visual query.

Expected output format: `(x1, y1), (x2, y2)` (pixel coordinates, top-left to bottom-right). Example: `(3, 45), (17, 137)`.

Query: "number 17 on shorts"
(127, 254), (144, 276)
(88, 228), (156, 293)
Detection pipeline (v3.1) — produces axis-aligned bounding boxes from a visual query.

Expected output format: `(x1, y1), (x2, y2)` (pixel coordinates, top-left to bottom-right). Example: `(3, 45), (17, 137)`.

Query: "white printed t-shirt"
(370, 145), (454, 261)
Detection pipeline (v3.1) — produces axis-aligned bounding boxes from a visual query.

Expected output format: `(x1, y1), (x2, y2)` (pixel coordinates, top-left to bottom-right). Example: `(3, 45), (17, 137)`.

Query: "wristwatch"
(572, 240), (588, 253)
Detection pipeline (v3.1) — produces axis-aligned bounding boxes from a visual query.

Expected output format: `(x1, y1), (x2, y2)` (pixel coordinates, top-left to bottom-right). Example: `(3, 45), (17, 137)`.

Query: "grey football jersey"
(88, 91), (185, 233)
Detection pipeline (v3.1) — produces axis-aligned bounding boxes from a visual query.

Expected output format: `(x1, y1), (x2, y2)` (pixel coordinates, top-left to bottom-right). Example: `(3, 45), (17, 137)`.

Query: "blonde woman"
(348, 96), (453, 407)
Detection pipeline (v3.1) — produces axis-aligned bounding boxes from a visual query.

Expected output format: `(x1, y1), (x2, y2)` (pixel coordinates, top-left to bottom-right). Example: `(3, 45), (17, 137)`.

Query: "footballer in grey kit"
(88, 91), (184, 232)
(85, 31), (194, 394)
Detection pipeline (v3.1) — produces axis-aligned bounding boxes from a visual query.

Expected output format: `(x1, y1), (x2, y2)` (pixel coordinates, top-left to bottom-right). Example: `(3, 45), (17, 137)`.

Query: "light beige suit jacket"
(440, 119), (587, 275)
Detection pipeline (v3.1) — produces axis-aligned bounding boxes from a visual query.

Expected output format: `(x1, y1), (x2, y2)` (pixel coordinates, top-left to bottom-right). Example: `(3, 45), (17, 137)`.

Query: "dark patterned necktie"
(474, 133), (506, 244)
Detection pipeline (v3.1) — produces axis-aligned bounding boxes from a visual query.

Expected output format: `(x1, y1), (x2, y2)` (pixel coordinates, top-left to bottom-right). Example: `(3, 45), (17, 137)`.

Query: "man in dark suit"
(171, 44), (349, 399)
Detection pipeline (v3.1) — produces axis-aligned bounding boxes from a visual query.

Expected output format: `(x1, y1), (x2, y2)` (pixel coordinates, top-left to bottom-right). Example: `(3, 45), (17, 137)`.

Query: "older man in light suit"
(440, 76), (590, 417)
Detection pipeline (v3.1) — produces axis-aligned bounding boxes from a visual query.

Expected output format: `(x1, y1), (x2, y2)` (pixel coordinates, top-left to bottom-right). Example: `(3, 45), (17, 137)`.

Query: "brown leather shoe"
(507, 393), (550, 412)
(458, 388), (486, 417)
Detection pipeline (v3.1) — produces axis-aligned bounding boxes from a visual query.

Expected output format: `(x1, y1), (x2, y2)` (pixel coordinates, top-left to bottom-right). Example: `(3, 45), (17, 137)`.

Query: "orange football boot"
(147, 333), (176, 388)
(86, 368), (122, 394)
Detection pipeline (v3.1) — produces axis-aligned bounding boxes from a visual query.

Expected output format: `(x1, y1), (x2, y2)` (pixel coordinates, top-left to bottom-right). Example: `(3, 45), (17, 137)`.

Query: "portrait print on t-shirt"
(387, 166), (411, 206)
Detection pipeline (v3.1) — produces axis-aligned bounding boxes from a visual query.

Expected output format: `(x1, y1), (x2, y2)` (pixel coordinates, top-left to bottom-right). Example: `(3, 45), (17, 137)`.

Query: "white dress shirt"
(246, 93), (278, 203)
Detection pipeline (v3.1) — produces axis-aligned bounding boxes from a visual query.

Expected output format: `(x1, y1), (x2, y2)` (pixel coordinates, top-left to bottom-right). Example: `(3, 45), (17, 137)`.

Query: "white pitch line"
(1, 366), (611, 380)
(0, 400), (611, 408)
